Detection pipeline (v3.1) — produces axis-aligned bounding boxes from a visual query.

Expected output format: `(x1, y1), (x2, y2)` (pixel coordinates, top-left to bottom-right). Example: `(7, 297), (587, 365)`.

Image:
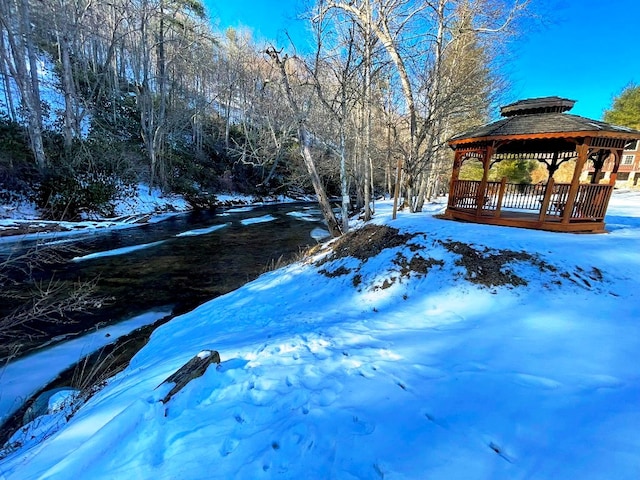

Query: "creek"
(0, 202), (328, 359)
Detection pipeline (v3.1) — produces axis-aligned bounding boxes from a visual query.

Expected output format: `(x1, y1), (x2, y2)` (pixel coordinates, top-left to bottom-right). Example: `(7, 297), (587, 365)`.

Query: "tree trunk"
(60, 35), (76, 154)
(340, 131), (349, 233)
(0, 34), (16, 121)
(267, 46), (341, 237)
(299, 127), (342, 237)
(362, 2), (372, 221)
(154, 3), (167, 189)
(0, 0), (48, 169)
(23, 0), (46, 170)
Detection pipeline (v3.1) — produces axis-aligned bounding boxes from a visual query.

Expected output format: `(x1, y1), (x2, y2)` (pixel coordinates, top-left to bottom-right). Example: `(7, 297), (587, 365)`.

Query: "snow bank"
(1, 192), (639, 479)
(112, 184), (190, 217)
(0, 310), (171, 427)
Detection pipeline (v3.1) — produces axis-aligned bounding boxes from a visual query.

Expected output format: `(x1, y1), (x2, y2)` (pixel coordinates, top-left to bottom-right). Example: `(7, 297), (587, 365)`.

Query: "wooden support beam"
(562, 141), (590, 225)
(609, 148), (623, 185)
(538, 177), (555, 222)
(448, 150), (463, 208)
(475, 145), (493, 216)
(495, 177), (507, 218)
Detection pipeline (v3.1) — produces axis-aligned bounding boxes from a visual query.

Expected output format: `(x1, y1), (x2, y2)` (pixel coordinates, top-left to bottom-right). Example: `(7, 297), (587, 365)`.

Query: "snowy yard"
(1, 191), (639, 479)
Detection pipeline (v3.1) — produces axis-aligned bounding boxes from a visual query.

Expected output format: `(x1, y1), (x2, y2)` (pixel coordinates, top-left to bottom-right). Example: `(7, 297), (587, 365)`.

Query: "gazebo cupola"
(500, 96), (576, 116)
(444, 96), (640, 233)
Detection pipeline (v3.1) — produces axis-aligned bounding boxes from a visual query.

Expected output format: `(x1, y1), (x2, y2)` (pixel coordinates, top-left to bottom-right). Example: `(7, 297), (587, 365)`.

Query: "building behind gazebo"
(444, 97), (640, 233)
(580, 139), (640, 188)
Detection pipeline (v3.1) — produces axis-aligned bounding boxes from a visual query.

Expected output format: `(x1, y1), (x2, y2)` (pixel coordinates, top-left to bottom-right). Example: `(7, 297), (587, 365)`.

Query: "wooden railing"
(541, 182), (571, 218)
(449, 178), (613, 222)
(573, 183), (612, 220)
(449, 179), (484, 208)
(500, 182), (548, 211)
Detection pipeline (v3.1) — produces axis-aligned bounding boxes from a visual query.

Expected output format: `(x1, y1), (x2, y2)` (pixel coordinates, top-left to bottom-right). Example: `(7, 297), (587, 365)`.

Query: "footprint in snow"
(219, 437), (239, 457)
(350, 415), (376, 436)
(317, 388), (338, 406)
(357, 364), (378, 379)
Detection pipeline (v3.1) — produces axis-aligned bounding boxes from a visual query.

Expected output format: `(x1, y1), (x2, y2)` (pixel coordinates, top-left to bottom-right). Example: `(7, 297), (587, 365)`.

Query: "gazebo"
(444, 97), (640, 233)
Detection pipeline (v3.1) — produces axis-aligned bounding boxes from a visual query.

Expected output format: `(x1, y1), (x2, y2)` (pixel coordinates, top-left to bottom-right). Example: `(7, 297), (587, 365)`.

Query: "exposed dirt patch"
(320, 225), (415, 262)
(439, 240), (558, 288)
(319, 265), (352, 278)
(368, 252), (445, 291)
(394, 253), (445, 277)
(316, 225), (437, 291)
(562, 266), (605, 288)
(315, 225), (605, 293)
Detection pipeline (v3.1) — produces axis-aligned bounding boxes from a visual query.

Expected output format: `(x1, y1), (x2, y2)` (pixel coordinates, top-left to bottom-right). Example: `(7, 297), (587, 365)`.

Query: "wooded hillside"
(0, 0), (527, 223)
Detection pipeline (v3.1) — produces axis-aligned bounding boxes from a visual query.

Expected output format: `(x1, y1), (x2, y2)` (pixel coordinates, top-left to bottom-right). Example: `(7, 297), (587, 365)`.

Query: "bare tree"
(319, 0), (528, 217)
(308, 9), (362, 232)
(266, 46), (342, 237)
(128, 0), (208, 190)
(0, 0), (47, 170)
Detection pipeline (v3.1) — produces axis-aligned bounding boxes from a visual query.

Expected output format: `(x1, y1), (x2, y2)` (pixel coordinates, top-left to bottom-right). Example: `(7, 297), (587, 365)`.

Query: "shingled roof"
(449, 97), (640, 145)
(500, 96), (575, 116)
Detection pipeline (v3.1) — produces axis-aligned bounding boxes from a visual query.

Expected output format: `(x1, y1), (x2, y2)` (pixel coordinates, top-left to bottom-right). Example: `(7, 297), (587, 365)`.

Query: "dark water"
(1, 203), (327, 356)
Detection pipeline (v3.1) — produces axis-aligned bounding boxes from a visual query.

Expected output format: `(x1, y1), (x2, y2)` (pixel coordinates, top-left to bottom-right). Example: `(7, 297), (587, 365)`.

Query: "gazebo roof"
(449, 96), (640, 145)
(500, 96), (576, 116)
(443, 96), (635, 234)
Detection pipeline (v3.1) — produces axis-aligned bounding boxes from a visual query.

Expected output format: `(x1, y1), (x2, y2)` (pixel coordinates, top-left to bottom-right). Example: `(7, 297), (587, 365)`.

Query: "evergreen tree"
(604, 84), (640, 129)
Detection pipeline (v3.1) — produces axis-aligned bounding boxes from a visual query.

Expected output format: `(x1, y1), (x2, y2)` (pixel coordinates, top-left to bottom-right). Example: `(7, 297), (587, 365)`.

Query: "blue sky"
(204, 0), (640, 121)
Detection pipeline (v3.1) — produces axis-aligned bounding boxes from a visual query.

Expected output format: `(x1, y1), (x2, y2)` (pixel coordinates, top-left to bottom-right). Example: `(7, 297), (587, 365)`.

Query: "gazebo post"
(447, 150), (463, 208)
(538, 177), (555, 222)
(475, 145), (493, 216)
(562, 140), (590, 225)
(495, 176), (507, 218)
(591, 150), (608, 184)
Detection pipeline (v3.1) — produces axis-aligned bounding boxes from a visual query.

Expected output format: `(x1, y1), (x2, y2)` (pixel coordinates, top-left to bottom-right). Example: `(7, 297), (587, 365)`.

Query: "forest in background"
(0, 0), (530, 229)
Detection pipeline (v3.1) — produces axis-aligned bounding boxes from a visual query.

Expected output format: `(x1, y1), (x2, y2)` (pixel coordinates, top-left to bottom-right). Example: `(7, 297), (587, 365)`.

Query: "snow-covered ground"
(0, 311), (171, 428)
(0, 184), (192, 243)
(0, 184), (191, 223)
(1, 192), (639, 479)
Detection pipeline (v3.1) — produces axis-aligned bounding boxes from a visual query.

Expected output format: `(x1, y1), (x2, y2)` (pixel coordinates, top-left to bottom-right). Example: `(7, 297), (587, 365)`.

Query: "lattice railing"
(542, 182), (571, 218)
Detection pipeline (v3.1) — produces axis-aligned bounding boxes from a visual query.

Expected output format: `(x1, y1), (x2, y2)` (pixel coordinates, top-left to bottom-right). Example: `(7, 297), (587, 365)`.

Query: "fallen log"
(157, 350), (221, 404)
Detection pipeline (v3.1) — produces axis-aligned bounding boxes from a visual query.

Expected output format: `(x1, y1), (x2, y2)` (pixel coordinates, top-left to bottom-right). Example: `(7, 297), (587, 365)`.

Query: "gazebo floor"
(442, 207), (606, 233)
